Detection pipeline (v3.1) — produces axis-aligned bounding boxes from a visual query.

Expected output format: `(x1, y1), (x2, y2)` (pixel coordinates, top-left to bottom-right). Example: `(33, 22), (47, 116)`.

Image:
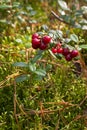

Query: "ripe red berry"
(62, 48), (70, 56)
(51, 47), (57, 53)
(39, 43), (47, 50)
(65, 54), (72, 61)
(42, 35), (51, 44)
(57, 48), (63, 54)
(56, 43), (62, 48)
(32, 38), (41, 49)
(70, 50), (78, 58)
(32, 44), (39, 49)
(32, 33), (39, 39)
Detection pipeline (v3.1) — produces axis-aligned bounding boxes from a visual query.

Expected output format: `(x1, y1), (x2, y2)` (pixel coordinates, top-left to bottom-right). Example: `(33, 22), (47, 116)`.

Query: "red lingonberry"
(42, 35), (51, 44)
(32, 44), (39, 49)
(32, 38), (40, 45)
(39, 43), (47, 50)
(56, 43), (62, 48)
(51, 47), (57, 53)
(70, 50), (78, 58)
(32, 38), (41, 49)
(65, 54), (72, 61)
(32, 33), (39, 39)
(62, 48), (70, 56)
(57, 48), (63, 54)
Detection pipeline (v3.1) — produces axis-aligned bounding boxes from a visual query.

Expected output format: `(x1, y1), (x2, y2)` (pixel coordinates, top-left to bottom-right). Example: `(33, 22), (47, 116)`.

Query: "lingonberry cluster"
(31, 33), (78, 61)
(52, 43), (78, 61)
(32, 33), (51, 50)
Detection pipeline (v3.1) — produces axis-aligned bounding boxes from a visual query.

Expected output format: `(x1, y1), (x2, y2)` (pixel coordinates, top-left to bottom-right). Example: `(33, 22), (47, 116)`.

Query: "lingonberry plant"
(13, 31), (80, 83)
(31, 33), (79, 62)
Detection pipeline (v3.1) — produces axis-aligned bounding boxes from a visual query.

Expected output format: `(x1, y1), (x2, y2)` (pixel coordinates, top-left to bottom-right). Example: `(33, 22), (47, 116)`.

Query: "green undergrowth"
(0, 60), (87, 129)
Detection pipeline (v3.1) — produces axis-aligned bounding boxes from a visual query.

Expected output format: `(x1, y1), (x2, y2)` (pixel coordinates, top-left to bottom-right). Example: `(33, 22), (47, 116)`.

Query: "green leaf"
(29, 10), (36, 16)
(34, 69), (46, 76)
(79, 45), (87, 49)
(31, 55), (42, 63)
(82, 25), (87, 30)
(59, 9), (65, 15)
(34, 75), (43, 81)
(31, 50), (43, 63)
(0, 20), (7, 24)
(56, 30), (63, 38)
(41, 24), (48, 31)
(81, 6), (87, 14)
(65, 38), (71, 43)
(70, 34), (79, 43)
(58, 0), (70, 11)
(15, 74), (29, 83)
(49, 50), (57, 59)
(0, 5), (12, 10)
(15, 39), (23, 44)
(13, 2), (20, 8)
(13, 62), (28, 67)
(29, 63), (36, 72)
(61, 15), (70, 23)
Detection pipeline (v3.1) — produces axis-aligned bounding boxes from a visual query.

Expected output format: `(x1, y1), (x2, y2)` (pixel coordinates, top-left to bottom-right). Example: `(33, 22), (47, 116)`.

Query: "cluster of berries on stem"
(31, 33), (78, 62)
(32, 33), (51, 50)
(52, 43), (78, 61)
